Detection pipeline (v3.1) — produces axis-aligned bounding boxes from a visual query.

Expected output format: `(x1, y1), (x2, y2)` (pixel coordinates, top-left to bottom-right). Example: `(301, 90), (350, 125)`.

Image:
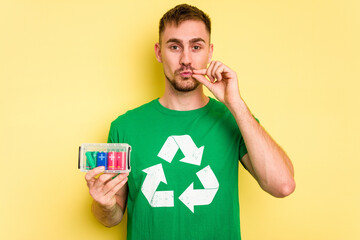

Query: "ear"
(207, 43), (214, 64)
(154, 43), (162, 63)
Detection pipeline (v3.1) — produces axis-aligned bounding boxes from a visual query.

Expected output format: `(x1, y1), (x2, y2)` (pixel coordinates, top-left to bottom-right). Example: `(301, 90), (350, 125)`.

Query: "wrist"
(227, 97), (253, 123)
(225, 95), (245, 112)
(93, 200), (117, 213)
(92, 200), (122, 227)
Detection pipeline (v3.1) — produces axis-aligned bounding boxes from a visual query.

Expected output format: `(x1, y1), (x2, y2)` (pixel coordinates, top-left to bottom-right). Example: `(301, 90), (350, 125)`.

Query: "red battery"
(115, 152), (127, 170)
(107, 152), (116, 170)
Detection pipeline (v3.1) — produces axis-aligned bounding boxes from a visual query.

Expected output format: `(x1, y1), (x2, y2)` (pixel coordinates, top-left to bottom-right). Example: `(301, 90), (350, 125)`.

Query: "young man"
(85, 4), (295, 239)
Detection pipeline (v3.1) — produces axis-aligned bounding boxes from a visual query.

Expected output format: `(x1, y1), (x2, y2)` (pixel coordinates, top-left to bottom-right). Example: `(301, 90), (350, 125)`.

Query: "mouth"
(179, 71), (193, 78)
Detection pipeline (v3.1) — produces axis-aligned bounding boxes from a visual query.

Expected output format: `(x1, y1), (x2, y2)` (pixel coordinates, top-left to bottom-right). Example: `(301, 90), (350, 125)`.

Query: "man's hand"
(194, 64), (295, 198)
(192, 61), (242, 107)
(85, 166), (128, 210)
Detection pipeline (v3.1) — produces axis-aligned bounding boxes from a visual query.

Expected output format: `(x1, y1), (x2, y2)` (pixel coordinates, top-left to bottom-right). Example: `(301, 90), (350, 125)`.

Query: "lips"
(180, 71), (193, 77)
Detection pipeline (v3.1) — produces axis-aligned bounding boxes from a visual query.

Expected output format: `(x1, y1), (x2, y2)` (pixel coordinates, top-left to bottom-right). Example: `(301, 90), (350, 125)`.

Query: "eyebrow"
(166, 38), (182, 44)
(166, 37), (206, 44)
(190, 38), (206, 44)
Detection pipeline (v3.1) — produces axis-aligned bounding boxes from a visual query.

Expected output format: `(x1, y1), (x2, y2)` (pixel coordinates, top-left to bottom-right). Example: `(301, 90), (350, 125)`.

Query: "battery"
(91, 151), (98, 167)
(97, 152), (108, 169)
(107, 152), (116, 170)
(116, 152), (127, 170)
(85, 151), (96, 170)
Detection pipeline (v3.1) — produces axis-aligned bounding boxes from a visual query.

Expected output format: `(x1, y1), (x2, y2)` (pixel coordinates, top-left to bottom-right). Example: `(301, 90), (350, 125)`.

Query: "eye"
(170, 45), (180, 50)
(193, 45), (201, 50)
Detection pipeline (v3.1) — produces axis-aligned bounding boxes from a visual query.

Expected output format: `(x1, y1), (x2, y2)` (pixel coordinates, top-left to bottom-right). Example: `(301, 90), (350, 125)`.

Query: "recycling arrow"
(179, 165), (219, 213)
(157, 135), (204, 166)
(141, 135), (219, 213)
(141, 163), (174, 207)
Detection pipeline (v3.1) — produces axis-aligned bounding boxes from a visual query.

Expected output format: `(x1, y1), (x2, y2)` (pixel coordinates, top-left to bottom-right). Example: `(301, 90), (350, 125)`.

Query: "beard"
(165, 68), (200, 92)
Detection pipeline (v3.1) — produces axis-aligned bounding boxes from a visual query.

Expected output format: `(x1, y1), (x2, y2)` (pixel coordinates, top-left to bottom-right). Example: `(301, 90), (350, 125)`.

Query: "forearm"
(226, 98), (295, 197)
(91, 200), (124, 227)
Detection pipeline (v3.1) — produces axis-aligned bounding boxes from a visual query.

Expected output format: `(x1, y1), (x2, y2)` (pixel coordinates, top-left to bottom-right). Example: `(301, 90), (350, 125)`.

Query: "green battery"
(85, 151), (97, 169)
(91, 151), (98, 168)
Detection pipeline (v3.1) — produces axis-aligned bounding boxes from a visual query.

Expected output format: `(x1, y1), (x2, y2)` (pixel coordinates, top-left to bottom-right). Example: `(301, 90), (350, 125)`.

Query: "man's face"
(155, 20), (213, 92)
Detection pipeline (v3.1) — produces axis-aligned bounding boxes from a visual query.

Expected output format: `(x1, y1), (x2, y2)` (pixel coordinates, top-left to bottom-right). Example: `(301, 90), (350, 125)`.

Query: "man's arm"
(85, 166), (129, 227)
(229, 99), (295, 197)
(193, 61), (295, 197)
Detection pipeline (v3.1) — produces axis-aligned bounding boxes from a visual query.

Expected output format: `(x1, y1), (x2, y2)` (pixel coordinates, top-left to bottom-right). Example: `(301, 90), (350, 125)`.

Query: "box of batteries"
(78, 143), (131, 173)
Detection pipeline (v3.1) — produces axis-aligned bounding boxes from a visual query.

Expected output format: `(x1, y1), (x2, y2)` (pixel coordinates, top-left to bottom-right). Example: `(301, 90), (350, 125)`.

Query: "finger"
(94, 172), (119, 189)
(206, 61), (216, 83)
(103, 174), (129, 197)
(220, 64), (234, 80)
(192, 74), (213, 91)
(102, 173), (129, 194)
(216, 65), (228, 82)
(101, 180), (128, 209)
(192, 69), (207, 75)
(211, 61), (223, 81)
(105, 177), (128, 200)
(85, 166), (106, 183)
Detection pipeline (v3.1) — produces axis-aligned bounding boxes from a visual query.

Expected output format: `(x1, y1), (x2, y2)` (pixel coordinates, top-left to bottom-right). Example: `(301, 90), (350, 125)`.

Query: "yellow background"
(1, 0), (359, 239)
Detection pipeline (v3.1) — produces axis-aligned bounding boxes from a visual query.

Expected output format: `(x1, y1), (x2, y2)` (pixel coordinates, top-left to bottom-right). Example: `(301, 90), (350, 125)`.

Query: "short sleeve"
(107, 119), (123, 143)
(107, 122), (115, 143)
(239, 136), (248, 160)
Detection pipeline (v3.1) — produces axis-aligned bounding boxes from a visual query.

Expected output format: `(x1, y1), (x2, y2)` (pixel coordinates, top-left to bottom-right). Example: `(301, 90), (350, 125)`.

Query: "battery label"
(116, 152), (127, 170)
(97, 152), (108, 169)
(107, 152), (116, 170)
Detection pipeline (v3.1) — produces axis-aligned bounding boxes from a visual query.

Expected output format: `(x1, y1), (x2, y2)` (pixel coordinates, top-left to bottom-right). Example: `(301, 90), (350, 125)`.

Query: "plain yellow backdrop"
(1, 0), (359, 239)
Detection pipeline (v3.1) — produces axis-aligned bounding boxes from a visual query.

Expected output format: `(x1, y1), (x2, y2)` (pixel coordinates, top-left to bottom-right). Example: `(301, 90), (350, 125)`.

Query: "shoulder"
(108, 99), (158, 142)
(208, 97), (260, 123)
(207, 97), (233, 117)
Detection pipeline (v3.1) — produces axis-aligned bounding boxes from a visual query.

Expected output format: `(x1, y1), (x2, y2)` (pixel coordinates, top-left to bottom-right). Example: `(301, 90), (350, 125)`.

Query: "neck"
(159, 85), (209, 111)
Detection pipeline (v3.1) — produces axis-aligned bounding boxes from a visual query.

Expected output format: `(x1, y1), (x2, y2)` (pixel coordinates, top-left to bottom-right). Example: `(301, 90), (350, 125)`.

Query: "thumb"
(192, 74), (213, 90)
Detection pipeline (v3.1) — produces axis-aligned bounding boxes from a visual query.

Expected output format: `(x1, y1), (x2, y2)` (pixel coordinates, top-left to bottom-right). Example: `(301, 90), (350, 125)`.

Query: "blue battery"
(97, 152), (108, 169)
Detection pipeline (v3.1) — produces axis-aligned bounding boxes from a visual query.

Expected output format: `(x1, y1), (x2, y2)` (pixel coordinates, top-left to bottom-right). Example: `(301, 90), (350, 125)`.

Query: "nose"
(180, 48), (191, 67)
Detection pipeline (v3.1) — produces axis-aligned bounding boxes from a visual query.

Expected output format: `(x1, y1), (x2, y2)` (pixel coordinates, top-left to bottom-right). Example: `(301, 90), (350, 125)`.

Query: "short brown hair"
(159, 4), (211, 42)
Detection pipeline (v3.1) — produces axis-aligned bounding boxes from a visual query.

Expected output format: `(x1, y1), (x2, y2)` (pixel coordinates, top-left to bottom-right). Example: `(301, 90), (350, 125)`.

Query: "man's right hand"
(85, 166), (129, 210)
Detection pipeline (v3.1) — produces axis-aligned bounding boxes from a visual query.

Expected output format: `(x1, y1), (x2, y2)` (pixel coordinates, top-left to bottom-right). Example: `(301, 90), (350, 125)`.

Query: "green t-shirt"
(108, 97), (248, 240)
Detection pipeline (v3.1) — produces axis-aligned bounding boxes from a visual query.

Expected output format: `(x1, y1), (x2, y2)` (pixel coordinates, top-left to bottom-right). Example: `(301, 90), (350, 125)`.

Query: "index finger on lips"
(85, 166), (106, 182)
(192, 73), (212, 90)
(192, 69), (207, 75)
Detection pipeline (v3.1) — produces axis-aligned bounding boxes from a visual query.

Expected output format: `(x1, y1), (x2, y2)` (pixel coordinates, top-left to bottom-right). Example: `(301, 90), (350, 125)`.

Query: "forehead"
(161, 20), (210, 44)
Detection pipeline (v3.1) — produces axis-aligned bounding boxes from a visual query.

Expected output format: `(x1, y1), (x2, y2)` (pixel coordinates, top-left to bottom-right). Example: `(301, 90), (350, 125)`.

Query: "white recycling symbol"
(141, 135), (219, 213)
